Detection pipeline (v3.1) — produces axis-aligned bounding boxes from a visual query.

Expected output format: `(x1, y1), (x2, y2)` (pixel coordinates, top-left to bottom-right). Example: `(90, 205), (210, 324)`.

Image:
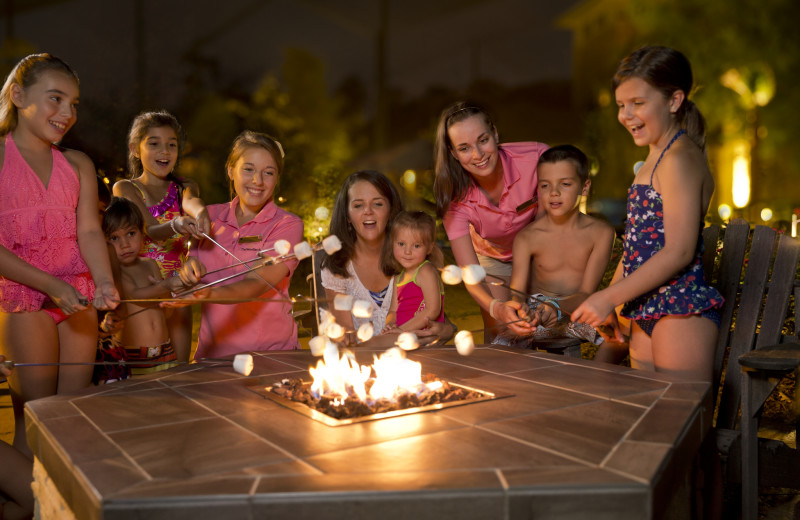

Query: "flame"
(308, 346), (438, 404)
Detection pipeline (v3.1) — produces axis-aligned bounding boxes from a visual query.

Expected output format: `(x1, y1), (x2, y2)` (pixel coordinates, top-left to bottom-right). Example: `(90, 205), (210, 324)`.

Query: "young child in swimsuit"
(383, 211), (445, 333)
(494, 145), (619, 355)
(0, 54), (119, 457)
(113, 111), (208, 362)
(102, 198), (187, 375)
(572, 46), (723, 383)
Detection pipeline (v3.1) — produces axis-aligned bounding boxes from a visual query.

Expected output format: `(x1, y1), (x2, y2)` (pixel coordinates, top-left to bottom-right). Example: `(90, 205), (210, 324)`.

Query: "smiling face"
(537, 160), (588, 218)
(347, 180), (391, 245)
(392, 226), (432, 271)
(134, 126), (179, 180)
(615, 76), (683, 148)
(447, 115), (501, 181)
(108, 224), (144, 266)
(229, 146), (278, 219)
(12, 70), (79, 143)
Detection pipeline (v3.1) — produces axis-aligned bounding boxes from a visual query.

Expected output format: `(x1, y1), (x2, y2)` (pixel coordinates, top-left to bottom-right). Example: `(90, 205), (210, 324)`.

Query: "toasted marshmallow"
(356, 322), (374, 342)
(395, 332), (420, 351)
(233, 353), (254, 375)
(294, 241), (313, 260)
(441, 265), (463, 285)
(351, 299), (373, 318)
(309, 335), (328, 356)
(273, 239), (291, 256)
(461, 264), (487, 285)
(455, 330), (475, 356)
(333, 294), (354, 311)
(322, 235), (342, 254)
(325, 322), (345, 340)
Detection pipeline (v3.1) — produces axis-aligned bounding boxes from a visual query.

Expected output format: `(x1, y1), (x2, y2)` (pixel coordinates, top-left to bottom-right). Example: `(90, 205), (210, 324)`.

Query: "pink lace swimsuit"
(0, 134), (94, 313)
(133, 181), (188, 278)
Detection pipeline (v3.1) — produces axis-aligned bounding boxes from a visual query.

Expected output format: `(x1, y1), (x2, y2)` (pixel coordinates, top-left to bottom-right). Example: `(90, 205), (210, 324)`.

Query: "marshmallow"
(309, 335), (328, 356)
(395, 332), (420, 351)
(293, 241), (313, 260)
(273, 239), (291, 256)
(322, 235), (342, 255)
(315, 206), (330, 220)
(461, 264), (487, 285)
(356, 322), (374, 342)
(333, 294), (354, 311)
(441, 265), (463, 285)
(455, 330), (475, 356)
(325, 322), (345, 340)
(233, 353), (254, 376)
(351, 299), (373, 318)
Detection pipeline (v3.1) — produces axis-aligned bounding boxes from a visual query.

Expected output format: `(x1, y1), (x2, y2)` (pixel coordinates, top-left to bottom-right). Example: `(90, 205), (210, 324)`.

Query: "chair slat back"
(756, 234), (800, 348)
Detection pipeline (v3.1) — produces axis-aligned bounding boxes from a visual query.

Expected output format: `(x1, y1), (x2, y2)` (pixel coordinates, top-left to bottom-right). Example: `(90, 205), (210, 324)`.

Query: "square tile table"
(25, 346), (712, 519)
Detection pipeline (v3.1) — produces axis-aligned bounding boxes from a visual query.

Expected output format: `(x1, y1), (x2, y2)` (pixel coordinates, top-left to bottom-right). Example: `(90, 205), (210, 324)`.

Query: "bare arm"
(181, 179), (210, 236)
(112, 180), (196, 241)
(72, 151), (119, 310)
(383, 279), (398, 331)
(121, 260), (182, 300)
(509, 230), (533, 305)
(559, 223), (615, 315)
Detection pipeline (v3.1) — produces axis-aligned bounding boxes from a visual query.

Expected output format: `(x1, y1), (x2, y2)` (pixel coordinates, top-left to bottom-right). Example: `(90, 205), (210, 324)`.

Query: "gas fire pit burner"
(251, 378), (512, 427)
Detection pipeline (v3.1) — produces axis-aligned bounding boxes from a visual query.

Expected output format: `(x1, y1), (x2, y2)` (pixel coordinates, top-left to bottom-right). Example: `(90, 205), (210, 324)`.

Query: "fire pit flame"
(308, 346), (440, 404)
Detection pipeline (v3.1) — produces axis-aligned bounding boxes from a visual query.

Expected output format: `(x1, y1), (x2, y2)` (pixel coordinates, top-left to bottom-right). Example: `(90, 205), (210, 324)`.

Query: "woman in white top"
(321, 170), (453, 346)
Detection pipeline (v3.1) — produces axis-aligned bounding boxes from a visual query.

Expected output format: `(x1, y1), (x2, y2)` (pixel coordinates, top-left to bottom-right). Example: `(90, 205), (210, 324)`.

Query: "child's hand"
(100, 311), (123, 334)
(46, 279), (91, 315)
(531, 303), (558, 328)
(194, 208), (211, 236)
(571, 291), (615, 328)
(93, 280), (120, 310)
(172, 216), (203, 239)
(179, 257), (207, 286)
(382, 324), (402, 335)
(164, 275), (187, 294)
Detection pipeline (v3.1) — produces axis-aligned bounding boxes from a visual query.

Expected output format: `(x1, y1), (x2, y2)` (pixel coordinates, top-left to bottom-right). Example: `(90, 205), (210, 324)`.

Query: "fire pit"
(256, 377), (510, 426)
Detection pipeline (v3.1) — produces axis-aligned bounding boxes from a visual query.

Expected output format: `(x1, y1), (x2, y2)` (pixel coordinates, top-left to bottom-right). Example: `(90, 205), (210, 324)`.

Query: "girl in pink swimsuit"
(113, 111), (209, 362)
(0, 54), (119, 457)
(383, 211), (445, 333)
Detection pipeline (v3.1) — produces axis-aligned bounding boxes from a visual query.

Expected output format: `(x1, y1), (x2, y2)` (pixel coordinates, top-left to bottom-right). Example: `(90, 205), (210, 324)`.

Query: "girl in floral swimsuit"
(573, 46), (723, 383)
(113, 111), (209, 362)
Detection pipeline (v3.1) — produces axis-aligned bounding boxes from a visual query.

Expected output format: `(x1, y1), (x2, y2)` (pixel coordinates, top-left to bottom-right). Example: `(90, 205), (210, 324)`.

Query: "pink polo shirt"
(443, 142), (547, 262)
(191, 198), (304, 358)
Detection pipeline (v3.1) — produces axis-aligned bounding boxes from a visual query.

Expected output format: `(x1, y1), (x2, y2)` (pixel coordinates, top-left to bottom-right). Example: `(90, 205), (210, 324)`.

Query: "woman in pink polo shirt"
(434, 102), (548, 342)
(178, 131), (303, 358)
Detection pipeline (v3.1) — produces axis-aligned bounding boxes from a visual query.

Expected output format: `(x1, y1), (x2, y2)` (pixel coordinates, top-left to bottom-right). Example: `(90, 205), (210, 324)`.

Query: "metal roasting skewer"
(201, 232), (279, 294)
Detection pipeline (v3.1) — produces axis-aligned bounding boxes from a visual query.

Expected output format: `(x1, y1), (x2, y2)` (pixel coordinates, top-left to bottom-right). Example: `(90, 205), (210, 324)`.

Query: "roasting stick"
(201, 232), (279, 294)
(1, 356), (241, 370)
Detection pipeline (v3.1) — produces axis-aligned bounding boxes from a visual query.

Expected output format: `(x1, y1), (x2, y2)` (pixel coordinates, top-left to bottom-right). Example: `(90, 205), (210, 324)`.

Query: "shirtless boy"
(503, 145), (620, 353)
(103, 198), (186, 373)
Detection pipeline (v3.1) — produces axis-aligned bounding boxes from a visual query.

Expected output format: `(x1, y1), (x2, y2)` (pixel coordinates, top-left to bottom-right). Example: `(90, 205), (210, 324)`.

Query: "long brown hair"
(127, 111), (187, 188)
(0, 53), (78, 137)
(321, 170), (403, 278)
(612, 45), (706, 152)
(433, 102), (497, 217)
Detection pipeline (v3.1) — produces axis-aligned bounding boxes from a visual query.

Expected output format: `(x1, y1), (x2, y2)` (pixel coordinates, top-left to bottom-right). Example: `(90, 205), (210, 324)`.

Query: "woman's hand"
(160, 287), (210, 308)
(164, 275), (188, 294)
(193, 208), (211, 236)
(93, 280), (120, 310)
(179, 257), (207, 286)
(172, 216), (202, 238)
(497, 300), (534, 336)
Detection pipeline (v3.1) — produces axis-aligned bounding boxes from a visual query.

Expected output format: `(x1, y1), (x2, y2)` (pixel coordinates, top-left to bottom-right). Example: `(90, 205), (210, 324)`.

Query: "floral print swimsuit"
(620, 130), (723, 336)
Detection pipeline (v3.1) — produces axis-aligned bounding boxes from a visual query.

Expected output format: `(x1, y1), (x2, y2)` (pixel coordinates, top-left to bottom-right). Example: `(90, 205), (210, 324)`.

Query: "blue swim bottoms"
(635, 308), (721, 338)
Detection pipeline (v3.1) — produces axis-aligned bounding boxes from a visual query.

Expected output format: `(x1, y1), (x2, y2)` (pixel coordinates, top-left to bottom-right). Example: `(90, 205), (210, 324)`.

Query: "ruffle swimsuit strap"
(650, 129), (686, 184)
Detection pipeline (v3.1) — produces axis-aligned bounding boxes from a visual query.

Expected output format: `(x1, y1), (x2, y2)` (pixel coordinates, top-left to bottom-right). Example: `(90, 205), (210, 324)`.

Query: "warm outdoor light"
(278, 196), (286, 203)
(760, 208), (773, 222)
(732, 144), (750, 209)
(718, 204), (732, 221)
(402, 169), (416, 188)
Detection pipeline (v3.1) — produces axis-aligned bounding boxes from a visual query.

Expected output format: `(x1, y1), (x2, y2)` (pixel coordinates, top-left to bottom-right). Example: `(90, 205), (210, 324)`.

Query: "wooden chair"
(304, 250), (327, 336)
(703, 218), (800, 519)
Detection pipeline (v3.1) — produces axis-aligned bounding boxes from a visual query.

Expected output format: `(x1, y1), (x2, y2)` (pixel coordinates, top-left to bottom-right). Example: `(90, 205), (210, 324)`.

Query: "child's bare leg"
(0, 441), (34, 519)
(651, 315), (717, 383)
(0, 311), (59, 457)
(56, 307), (98, 394)
(167, 307), (192, 362)
(594, 340), (629, 364)
(628, 325), (655, 371)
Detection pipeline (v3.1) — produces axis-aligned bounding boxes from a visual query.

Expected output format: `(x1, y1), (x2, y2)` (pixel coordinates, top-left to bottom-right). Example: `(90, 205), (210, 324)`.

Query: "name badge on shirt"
(516, 196), (537, 214)
(238, 235), (262, 244)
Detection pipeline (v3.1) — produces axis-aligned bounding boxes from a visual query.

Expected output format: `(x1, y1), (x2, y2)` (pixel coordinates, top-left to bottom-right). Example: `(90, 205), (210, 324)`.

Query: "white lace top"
(320, 261), (394, 331)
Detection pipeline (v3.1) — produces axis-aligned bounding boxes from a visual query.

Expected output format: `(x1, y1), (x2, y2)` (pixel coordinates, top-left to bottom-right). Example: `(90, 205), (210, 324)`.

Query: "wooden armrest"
(738, 343), (800, 371)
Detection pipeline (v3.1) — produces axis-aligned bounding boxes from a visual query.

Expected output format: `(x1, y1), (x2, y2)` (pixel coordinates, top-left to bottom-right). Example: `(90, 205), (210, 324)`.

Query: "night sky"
(3, 0), (583, 110)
